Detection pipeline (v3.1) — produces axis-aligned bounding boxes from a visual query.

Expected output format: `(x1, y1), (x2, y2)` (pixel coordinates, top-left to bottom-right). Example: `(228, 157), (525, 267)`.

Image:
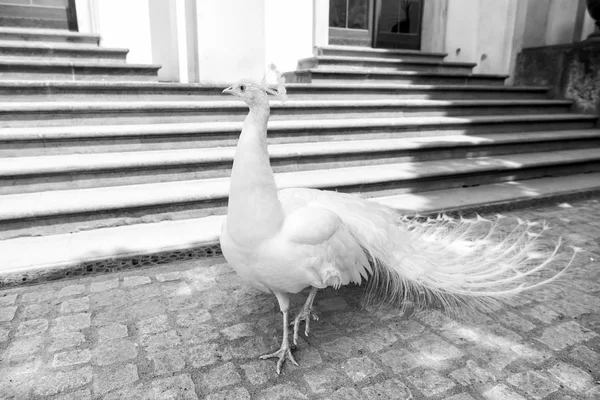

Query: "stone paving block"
(479, 324), (523, 348)
(168, 295), (200, 311)
(0, 293), (17, 306)
(304, 366), (349, 394)
(149, 349), (186, 375)
(468, 345), (519, 371)
(16, 318), (49, 337)
(407, 369), (456, 397)
(295, 345), (323, 369)
(140, 329), (181, 353)
(60, 296), (90, 313)
(483, 384), (527, 400)
(241, 360), (275, 385)
(53, 348), (91, 368)
(537, 321), (598, 350)
(21, 290), (54, 303)
(510, 344), (552, 364)
(54, 388), (92, 400)
(521, 304), (560, 324)
(409, 332), (464, 365)
(221, 322), (254, 340)
(156, 271), (183, 282)
(344, 355), (384, 383)
(90, 289), (130, 308)
(148, 373), (198, 400)
(0, 325), (9, 343)
(206, 387), (250, 400)
(52, 312), (91, 334)
(90, 278), (118, 292)
(175, 309), (211, 328)
(92, 338), (138, 365)
(330, 311), (376, 332)
(326, 387), (363, 400)
(129, 283), (162, 302)
(361, 378), (413, 400)
(179, 324), (220, 347)
(379, 347), (418, 373)
(445, 394), (476, 400)
(186, 343), (223, 368)
(22, 302), (51, 319)
(450, 359), (497, 386)
(49, 332), (85, 352)
(4, 335), (44, 360)
(161, 281), (193, 297)
(320, 336), (357, 360)
(33, 366), (93, 397)
(569, 345), (600, 370)
(256, 383), (309, 400)
(548, 361), (595, 393)
(353, 326), (397, 352)
(137, 314), (170, 335)
(0, 306), (17, 322)
(93, 363), (139, 396)
(506, 371), (560, 400)
(123, 275), (151, 287)
(186, 267), (218, 291)
(389, 319), (425, 340)
(97, 323), (128, 341)
(223, 336), (272, 360)
(57, 284), (85, 298)
(498, 311), (536, 332)
(546, 292), (600, 317)
(199, 362), (241, 391)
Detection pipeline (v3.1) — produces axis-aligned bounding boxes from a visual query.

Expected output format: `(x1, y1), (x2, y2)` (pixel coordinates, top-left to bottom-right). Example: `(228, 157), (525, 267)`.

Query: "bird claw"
(259, 345), (298, 374)
(291, 307), (319, 345)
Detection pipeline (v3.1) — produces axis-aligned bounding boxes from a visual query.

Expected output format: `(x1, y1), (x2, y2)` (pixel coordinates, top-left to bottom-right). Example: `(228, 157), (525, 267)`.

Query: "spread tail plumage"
(295, 189), (579, 315)
(365, 213), (579, 314)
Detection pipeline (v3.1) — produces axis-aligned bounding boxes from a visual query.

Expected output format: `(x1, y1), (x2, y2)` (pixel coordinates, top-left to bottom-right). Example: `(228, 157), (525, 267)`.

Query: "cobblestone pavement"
(1, 198), (600, 400)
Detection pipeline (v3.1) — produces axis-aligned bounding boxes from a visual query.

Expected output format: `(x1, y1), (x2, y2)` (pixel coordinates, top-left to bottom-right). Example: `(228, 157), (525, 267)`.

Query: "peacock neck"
(226, 103), (284, 246)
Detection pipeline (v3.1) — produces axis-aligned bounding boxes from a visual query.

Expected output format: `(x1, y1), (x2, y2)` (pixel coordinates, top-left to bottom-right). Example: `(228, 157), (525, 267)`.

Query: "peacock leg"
(260, 292), (298, 374)
(291, 287), (319, 345)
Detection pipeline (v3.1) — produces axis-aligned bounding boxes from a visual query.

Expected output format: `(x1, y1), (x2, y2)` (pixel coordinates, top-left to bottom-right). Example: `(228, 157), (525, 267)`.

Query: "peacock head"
(222, 64), (287, 108)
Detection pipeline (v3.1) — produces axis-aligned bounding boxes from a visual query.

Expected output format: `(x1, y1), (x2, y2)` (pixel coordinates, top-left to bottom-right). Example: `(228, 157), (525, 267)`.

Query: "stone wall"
(515, 41), (600, 117)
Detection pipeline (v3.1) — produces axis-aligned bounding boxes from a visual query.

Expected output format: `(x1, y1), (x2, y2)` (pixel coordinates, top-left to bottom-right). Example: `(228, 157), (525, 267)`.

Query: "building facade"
(73, 0), (598, 84)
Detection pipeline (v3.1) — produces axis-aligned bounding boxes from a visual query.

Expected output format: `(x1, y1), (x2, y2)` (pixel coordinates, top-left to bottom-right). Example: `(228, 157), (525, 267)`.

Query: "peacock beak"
(222, 86), (234, 95)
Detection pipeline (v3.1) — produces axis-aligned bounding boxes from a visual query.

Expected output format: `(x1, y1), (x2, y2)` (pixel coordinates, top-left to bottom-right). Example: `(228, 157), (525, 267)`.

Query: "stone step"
(0, 59), (160, 81)
(0, 81), (551, 101)
(3, 130), (599, 194)
(0, 27), (99, 45)
(3, 172), (599, 282)
(298, 56), (476, 74)
(285, 68), (508, 85)
(0, 40), (128, 63)
(1, 148), (599, 240)
(314, 45), (447, 62)
(0, 99), (574, 127)
(1, 114), (595, 157)
(0, 16), (68, 29)
(0, 3), (67, 20)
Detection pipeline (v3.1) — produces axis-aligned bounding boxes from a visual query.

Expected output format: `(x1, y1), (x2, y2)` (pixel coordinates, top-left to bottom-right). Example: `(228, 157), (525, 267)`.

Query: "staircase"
(1, 27), (599, 285)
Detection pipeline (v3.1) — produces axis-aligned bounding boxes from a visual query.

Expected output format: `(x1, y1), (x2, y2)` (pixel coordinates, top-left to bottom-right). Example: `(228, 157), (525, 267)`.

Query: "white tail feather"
(288, 188), (579, 314)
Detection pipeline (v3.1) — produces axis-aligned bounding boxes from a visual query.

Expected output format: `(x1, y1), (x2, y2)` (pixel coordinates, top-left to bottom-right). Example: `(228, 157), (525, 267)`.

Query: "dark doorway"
(328, 0), (424, 50)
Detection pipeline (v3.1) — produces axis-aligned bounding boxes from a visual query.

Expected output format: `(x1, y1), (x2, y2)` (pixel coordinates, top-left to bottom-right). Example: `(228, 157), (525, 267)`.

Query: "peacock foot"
(291, 307), (319, 345)
(259, 341), (298, 374)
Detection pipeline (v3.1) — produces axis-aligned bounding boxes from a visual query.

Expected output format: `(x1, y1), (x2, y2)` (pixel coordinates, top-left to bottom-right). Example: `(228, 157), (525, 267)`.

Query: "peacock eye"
(239, 85), (246, 92)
